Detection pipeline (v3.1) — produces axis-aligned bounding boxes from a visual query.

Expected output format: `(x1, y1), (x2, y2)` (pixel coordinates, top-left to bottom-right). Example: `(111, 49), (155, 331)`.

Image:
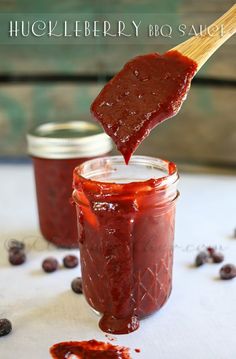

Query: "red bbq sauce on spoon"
(91, 50), (197, 164)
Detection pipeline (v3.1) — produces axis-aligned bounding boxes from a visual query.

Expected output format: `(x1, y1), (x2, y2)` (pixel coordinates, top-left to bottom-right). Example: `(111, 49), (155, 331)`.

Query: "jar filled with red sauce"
(73, 155), (179, 334)
(27, 121), (112, 248)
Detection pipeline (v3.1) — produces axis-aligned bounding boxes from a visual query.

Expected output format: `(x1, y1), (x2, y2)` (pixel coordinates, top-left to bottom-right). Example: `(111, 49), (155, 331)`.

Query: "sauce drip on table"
(91, 50), (197, 164)
(50, 340), (131, 359)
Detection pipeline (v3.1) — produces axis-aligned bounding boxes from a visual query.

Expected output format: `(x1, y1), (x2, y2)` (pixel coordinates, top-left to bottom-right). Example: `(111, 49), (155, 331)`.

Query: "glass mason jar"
(27, 121), (112, 248)
(73, 155), (179, 334)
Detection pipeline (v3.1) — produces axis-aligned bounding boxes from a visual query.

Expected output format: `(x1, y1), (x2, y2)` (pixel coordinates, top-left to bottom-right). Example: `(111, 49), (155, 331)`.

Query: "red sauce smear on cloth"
(91, 50), (197, 164)
(50, 340), (131, 358)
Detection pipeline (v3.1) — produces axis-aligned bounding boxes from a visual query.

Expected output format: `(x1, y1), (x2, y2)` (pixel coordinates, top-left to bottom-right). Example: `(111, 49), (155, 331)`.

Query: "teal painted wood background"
(0, 0), (235, 166)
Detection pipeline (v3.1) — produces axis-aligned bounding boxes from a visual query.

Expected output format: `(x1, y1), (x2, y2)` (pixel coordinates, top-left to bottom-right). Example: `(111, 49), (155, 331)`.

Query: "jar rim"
(27, 121), (112, 159)
(73, 155), (179, 193)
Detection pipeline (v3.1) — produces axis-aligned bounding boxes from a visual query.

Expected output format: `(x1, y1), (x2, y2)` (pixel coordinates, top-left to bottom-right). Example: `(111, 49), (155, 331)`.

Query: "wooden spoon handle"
(172, 4), (236, 71)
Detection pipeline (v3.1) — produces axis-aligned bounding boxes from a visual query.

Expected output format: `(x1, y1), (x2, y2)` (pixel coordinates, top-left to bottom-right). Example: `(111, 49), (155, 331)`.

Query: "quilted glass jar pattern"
(73, 156), (179, 333)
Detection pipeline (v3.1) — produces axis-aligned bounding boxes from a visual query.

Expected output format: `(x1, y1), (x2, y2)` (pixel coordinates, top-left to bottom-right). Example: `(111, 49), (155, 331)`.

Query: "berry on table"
(195, 251), (209, 267)
(8, 250), (26, 265)
(63, 255), (79, 269)
(0, 319), (12, 337)
(219, 264), (236, 280)
(42, 257), (59, 273)
(71, 277), (83, 294)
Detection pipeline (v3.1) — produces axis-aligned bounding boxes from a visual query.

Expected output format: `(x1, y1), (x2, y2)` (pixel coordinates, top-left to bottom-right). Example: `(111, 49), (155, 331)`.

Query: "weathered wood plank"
(180, 0), (235, 14)
(0, 84), (98, 156)
(0, 0), (234, 14)
(0, 42), (235, 79)
(138, 86), (236, 165)
(0, 0), (235, 79)
(0, 84), (235, 165)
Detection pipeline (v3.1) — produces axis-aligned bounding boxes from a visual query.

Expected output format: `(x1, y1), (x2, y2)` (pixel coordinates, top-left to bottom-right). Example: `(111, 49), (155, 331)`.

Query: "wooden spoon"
(172, 4), (236, 71)
(91, 5), (236, 163)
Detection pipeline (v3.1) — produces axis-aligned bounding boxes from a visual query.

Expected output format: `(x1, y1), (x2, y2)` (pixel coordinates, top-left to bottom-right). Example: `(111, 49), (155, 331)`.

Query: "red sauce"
(50, 340), (131, 358)
(91, 50), (197, 164)
(73, 161), (178, 334)
(105, 334), (117, 341)
(32, 157), (87, 248)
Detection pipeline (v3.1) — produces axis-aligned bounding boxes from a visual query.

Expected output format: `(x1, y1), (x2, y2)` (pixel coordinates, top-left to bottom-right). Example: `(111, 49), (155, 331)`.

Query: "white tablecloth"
(0, 164), (236, 359)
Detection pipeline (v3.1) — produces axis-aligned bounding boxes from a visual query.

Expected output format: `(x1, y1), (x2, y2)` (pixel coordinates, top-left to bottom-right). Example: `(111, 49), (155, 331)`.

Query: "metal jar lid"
(27, 121), (112, 159)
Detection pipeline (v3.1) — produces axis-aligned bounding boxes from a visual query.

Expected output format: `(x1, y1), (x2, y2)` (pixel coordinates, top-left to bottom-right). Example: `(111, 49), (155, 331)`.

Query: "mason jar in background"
(27, 121), (112, 248)
(73, 155), (179, 334)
